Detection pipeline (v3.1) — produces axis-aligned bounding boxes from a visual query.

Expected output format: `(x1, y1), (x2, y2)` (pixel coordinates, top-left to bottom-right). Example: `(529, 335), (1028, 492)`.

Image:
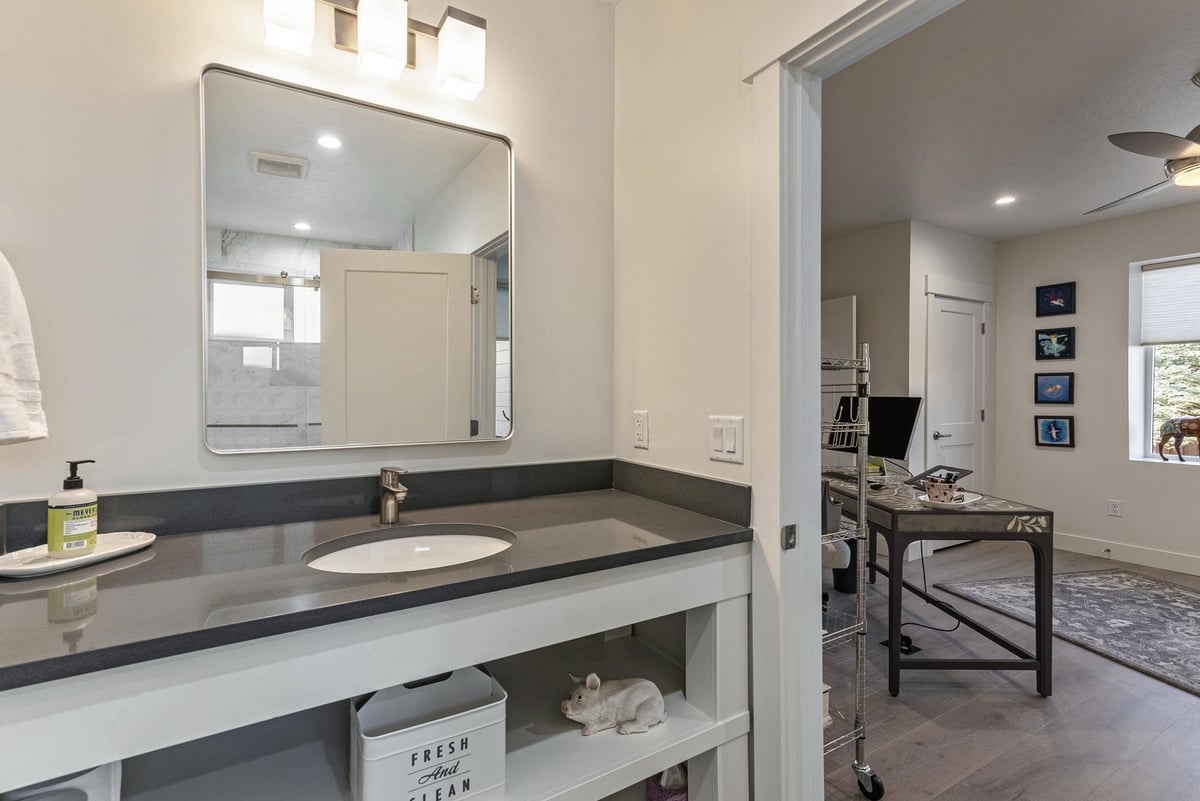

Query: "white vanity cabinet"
(0, 544), (751, 801)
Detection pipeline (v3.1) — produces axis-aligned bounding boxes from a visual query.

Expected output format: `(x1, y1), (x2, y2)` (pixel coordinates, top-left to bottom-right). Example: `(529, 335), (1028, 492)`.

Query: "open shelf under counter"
(489, 633), (748, 801)
(123, 631), (747, 801)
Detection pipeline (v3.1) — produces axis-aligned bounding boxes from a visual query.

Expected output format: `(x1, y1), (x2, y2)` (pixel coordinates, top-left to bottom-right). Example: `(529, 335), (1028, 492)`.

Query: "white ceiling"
(822, 0), (1200, 242)
(204, 71), (497, 246)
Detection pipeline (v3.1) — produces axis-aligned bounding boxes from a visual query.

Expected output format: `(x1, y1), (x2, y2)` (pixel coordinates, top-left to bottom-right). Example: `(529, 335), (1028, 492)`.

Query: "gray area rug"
(937, 568), (1200, 696)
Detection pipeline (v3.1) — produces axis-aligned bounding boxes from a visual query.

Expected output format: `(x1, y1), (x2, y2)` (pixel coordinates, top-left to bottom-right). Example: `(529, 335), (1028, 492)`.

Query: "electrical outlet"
(633, 410), (649, 450)
(1107, 499), (1123, 517)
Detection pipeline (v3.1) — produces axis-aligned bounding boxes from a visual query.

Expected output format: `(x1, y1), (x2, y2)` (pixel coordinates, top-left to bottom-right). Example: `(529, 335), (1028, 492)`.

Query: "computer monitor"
(827, 396), (923, 461)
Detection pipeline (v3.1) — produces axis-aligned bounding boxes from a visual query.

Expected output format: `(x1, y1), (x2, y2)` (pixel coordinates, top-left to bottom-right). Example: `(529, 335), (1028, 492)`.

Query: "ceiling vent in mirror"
(249, 150), (310, 180)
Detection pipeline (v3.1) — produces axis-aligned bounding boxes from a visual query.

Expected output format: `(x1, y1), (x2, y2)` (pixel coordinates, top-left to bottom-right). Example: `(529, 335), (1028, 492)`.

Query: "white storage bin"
(1, 762), (121, 800)
(351, 667), (506, 801)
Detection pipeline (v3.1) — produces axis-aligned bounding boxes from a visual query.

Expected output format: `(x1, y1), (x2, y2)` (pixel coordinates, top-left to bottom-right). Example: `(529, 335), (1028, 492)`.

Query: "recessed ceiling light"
(317, 134), (342, 149)
(293, 222), (312, 231)
(995, 195), (1017, 206)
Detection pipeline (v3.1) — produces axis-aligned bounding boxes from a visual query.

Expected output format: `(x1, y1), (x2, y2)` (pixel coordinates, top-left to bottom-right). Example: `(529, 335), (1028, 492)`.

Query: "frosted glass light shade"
(438, 8), (486, 100)
(263, 0), (314, 55)
(358, 0), (409, 79)
(1169, 160), (1200, 187)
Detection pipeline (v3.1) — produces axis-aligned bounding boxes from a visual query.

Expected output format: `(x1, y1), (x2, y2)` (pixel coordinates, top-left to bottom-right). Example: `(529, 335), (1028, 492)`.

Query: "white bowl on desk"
(917, 492), (983, 510)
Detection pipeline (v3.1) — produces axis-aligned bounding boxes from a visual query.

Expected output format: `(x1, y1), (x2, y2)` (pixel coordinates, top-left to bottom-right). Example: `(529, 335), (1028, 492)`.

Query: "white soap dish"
(0, 532), (156, 578)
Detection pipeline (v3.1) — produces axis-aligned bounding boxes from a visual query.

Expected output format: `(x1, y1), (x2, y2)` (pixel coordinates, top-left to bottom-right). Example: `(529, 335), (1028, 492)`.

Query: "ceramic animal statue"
(560, 672), (666, 735)
(1159, 416), (1200, 462)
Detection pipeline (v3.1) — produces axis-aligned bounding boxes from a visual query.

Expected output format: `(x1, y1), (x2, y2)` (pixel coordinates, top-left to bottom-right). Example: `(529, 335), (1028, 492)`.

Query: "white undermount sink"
(303, 523), (515, 575)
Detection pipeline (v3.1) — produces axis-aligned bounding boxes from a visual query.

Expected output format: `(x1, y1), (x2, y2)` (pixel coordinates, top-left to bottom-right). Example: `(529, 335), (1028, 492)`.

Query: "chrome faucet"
(379, 466), (409, 524)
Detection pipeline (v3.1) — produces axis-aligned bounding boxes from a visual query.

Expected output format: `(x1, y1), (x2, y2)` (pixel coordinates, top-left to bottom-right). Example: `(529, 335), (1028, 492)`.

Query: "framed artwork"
(1034, 372), (1074, 404)
(1035, 326), (1075, 360)
(1036, 281), (1076, 316)
(1035, 415), (1075, 447)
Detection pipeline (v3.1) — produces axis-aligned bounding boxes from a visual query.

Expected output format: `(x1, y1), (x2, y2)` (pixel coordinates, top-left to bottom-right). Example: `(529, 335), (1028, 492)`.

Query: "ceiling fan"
(1086, 74), (1200, 215)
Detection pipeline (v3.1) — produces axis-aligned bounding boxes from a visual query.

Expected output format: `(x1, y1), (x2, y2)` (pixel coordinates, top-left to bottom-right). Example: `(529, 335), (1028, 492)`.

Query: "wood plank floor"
(822, 541), (1200, 801)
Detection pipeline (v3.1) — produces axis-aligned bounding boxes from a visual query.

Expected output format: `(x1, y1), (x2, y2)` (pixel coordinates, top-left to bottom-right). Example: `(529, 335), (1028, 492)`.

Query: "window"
(208, 275), (321, 344)
(1135, 259), (1200, 461)
(1150, 344), (1200, 458)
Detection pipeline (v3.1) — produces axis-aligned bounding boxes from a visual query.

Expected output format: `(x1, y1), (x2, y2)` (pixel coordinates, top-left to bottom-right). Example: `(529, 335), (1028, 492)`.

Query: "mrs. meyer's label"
(48, 502), (98, 552)
(405, 735), (472, 801)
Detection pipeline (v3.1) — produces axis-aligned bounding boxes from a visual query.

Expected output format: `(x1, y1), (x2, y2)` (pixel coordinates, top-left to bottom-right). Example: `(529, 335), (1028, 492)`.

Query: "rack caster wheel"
(857, 774), (884, 800)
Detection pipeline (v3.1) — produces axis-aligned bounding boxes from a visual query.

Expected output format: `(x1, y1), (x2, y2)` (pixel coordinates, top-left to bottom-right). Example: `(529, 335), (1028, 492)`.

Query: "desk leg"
(888, 535), (906, 696)
(1032, 537), (1053, 697)
(868, 526), (878, 585)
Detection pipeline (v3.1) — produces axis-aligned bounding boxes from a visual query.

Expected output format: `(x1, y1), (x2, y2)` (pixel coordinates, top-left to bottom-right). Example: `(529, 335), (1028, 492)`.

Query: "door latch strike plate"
(781, 524), (797, 550)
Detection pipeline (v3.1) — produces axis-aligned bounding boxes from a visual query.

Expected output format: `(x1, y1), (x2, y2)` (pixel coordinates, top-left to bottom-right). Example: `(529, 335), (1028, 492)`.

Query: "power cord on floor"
(900, 544), (961, 635)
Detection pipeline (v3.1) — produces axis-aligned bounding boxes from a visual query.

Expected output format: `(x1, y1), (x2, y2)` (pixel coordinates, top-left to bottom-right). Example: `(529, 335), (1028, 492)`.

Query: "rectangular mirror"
(202, 68), (512, 452)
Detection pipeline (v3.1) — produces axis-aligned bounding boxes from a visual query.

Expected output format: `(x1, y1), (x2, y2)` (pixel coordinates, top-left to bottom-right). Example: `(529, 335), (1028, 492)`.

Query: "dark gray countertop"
(0, 490), (751, 691)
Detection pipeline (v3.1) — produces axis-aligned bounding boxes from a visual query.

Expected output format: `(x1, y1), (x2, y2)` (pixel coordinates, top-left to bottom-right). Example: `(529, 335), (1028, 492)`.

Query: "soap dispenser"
(47, 459), (98, 559)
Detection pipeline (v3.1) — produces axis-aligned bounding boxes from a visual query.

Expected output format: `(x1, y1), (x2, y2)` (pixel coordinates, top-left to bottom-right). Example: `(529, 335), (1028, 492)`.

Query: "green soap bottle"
(47, 460), (98, 559)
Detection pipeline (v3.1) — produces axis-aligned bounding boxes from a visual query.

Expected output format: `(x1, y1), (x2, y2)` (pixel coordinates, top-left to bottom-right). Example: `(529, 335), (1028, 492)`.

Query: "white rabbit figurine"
(560, 672), (666, 735)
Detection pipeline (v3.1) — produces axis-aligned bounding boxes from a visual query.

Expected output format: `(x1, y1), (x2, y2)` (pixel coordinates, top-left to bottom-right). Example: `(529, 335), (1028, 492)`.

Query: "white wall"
(611, 0), (896, 485)
(613, 0), (755, 482)
(0, 0), (614, 500)
(820, 220), (996, 480)
(821, 222), (912, 395)
(909, 220), (996, 483)
(414, 140), (509, 253)
(995, 200), (1200, 574)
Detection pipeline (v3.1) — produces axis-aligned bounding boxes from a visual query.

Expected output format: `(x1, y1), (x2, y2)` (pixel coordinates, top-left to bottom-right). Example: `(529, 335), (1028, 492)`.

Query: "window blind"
(1141, 261), (1200, 345)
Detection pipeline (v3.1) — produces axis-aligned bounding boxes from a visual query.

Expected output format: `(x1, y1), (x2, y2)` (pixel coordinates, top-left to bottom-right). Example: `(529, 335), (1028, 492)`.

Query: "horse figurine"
(1158, 416), (1200, 461)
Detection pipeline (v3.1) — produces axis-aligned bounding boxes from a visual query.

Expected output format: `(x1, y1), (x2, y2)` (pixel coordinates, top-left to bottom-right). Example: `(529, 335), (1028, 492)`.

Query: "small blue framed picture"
(1034, 372), (1074, 404)
(1035, 415), (1075, 447)
(1036, 282), (1075, 316)
(1036, 326), (1075, 360)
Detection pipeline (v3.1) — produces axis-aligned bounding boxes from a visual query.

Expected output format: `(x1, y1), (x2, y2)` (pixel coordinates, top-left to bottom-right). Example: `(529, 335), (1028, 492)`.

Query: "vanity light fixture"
(356, 0), (409, 79)
(994, 195), (1017, 206)
(437, 7), (486, 101)
(317, 134), (343, 148)
(263, 0), (315, 55)
(293, 222), (312, 231)
(264, 1), (487, 99)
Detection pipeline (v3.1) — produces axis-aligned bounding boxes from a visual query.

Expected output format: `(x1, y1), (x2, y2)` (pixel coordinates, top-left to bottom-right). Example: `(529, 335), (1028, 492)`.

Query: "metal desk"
(826, 475), (1054, 697)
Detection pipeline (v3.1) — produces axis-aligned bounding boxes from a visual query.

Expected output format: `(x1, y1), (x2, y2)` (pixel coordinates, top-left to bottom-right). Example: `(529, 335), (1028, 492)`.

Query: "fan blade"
(1108, 132), (1200, 160)
(1084, 180), (1172, 215)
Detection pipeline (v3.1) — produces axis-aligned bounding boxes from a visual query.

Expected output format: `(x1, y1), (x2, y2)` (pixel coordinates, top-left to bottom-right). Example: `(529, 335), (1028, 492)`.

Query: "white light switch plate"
(708, 415), (744, 464)
(634, 410), (649, 450)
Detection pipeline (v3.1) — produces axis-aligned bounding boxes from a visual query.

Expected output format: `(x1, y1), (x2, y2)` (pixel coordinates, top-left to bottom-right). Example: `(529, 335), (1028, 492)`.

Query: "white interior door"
(321, 249), (473, 445)
(926, 295), (985, 549)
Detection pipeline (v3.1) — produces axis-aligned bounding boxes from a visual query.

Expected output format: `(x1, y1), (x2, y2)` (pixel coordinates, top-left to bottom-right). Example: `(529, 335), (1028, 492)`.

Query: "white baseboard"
(1054, 530), (1200, 577)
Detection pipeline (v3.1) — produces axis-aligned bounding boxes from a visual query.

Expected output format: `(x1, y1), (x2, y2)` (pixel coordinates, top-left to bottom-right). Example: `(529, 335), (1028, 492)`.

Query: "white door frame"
(747, 2), (965, 799)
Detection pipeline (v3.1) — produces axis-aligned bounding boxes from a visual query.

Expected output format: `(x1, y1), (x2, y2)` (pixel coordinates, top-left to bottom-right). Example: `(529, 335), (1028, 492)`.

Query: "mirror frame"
(200, 66), (515, 453)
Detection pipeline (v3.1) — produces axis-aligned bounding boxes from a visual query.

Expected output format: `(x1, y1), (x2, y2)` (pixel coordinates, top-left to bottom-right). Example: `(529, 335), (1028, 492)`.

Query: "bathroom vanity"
(0, 487), (752, 800)
(0, 65), (753, 800)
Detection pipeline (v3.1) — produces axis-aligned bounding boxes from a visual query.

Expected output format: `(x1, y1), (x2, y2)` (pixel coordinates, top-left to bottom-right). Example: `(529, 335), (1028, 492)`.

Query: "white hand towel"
(0, 249), (49, 444)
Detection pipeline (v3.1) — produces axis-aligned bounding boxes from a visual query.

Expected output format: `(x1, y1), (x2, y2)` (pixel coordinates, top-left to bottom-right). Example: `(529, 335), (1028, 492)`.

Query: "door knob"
(932, 431), (952, 440)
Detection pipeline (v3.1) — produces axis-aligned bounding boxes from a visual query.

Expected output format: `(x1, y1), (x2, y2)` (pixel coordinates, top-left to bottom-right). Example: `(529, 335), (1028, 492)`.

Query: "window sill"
(1130, 455), (1200, 465)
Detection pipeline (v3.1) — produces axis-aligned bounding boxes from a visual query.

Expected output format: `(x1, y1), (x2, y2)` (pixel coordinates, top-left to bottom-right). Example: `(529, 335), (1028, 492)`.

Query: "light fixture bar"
(277, 0), (487, 96)
(332, 8), (358, 52)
